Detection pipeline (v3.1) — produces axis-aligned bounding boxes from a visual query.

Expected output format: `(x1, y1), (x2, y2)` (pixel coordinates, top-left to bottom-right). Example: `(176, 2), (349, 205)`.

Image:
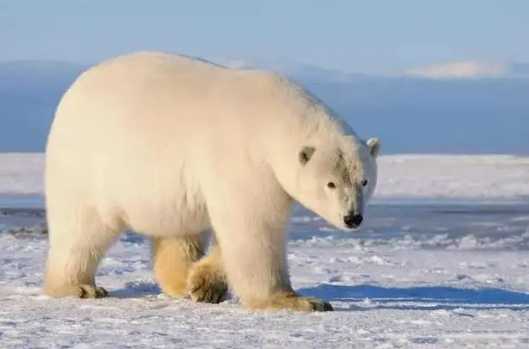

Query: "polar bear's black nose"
(344, 214), (363, 228)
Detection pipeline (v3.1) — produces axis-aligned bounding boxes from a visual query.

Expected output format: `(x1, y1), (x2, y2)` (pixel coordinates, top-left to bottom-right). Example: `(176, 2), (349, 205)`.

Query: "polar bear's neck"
(258, 78), (357, 195)
(269, 79), (355, 153)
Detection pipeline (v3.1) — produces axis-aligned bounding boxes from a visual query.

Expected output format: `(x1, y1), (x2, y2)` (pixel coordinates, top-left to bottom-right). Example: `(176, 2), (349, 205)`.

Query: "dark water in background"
(1, 195), (529, 250)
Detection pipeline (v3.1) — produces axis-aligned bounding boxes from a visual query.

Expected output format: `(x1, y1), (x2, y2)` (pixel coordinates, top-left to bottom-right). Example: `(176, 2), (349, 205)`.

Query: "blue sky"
(1, 0), (528, 74)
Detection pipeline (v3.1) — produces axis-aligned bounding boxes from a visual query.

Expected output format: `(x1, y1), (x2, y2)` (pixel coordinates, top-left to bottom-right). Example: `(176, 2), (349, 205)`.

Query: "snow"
(0, 154), (43, 195)
(1, 154), (529, 348)
(376, 154), (529, 202)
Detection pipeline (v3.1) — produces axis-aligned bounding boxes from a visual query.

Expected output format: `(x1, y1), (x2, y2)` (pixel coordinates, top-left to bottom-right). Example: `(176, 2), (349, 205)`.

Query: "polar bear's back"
(52, 52), (268, 147)
(48, 52), (314, 156)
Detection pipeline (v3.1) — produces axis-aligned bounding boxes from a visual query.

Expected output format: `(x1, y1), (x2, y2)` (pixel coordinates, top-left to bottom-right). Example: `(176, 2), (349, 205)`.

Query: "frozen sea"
(1, 154), (529, 348)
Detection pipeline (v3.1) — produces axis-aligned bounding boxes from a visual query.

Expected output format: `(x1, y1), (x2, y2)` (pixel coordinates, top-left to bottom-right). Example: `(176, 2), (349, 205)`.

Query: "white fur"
(44, 52), (379, 307)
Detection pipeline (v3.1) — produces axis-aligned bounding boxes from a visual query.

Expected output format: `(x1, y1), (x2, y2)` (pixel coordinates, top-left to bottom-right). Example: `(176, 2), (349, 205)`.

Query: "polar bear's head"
(295, 136), (380, 230)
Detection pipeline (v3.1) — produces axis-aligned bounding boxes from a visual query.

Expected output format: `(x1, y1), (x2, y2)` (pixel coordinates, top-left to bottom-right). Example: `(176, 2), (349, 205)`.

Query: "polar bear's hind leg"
(44, 206), (119, 298)
(152, 235), (205, 297)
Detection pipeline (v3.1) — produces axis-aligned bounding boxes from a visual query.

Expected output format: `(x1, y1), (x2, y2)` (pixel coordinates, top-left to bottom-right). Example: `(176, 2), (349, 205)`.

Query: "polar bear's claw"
(79, 285), (108, 299)
(284, 296), (333, 312)
(296, 296), (333, 312)
(248, 292), (334, 312)
(188, 262), (227, 304)
(308, 298), (334, 311)
(187, 246), (227, 304)
(190, 277), (227, 304)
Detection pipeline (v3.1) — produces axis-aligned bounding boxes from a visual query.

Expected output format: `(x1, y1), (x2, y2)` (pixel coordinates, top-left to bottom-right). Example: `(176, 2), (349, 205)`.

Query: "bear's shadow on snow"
(299, 284), (529, 312)
(111, 281), (161, 298)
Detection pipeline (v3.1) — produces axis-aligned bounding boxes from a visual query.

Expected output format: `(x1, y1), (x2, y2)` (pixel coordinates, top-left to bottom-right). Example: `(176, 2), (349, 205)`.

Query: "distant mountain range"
(1, 58), (528, 154)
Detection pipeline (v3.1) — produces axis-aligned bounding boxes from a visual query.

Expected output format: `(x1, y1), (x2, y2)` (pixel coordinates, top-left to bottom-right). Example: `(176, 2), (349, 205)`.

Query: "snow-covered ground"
(0, 154), (43, 196)
(376, 154), (529, 202)
(1, 154), (529, 348)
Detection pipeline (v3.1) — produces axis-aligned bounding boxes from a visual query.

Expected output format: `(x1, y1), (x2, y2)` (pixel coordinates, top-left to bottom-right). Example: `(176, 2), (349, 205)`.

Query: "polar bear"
(44, 52), (380, 311)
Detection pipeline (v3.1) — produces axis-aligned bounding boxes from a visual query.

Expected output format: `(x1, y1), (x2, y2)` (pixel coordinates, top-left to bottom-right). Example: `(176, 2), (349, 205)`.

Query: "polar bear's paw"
(293, 296), (334, 312)
(78, 285), (109, 298)
(187, 262), (227, 304)
(249, 291), (333, 312)
(44, 283), (109, 298)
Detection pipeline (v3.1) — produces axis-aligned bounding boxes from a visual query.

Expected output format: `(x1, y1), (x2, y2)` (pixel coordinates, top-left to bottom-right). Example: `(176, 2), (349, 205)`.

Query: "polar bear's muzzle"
(343, 212), (363, 229)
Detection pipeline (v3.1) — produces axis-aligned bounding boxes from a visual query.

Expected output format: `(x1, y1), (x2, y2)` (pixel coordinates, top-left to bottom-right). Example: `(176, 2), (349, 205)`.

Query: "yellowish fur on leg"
(187, 246), (227, 303)
(44, 270), (108, 299)
(43, 239), (113, 299)
(152, 236), (203, 298)
(245, 291), (333, 312)
(44, 283), (107, 298)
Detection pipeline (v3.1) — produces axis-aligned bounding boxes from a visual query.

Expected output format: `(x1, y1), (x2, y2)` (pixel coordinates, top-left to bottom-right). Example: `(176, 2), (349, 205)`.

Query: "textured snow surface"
(2, 153), (529, 201)
(2, 204), (529, 348)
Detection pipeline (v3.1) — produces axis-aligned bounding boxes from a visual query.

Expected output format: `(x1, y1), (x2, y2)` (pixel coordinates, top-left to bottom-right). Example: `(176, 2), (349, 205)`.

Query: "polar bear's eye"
(361, 179), (368, 187)
(327, 182), (336, 189)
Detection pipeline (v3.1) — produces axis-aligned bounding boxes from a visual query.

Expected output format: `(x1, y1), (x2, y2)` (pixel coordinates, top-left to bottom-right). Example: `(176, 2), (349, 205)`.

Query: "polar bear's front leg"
(187, 244), (228, 303)
(209, 199), (333, 312)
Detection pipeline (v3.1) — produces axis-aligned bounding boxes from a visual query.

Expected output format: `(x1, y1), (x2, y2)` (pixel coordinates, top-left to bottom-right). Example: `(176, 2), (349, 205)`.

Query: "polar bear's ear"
(299, 146), (316, 165)
(367, 138), (380, 158)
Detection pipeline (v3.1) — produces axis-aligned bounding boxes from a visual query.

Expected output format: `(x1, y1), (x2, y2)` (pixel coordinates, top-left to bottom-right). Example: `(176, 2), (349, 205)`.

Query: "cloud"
(219, 57), (529, 80)
(405, 61), (508, 79)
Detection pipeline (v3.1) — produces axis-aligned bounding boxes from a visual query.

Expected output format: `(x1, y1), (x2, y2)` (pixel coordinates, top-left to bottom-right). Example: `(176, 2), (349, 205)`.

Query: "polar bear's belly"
(118, 192), (211, 237)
